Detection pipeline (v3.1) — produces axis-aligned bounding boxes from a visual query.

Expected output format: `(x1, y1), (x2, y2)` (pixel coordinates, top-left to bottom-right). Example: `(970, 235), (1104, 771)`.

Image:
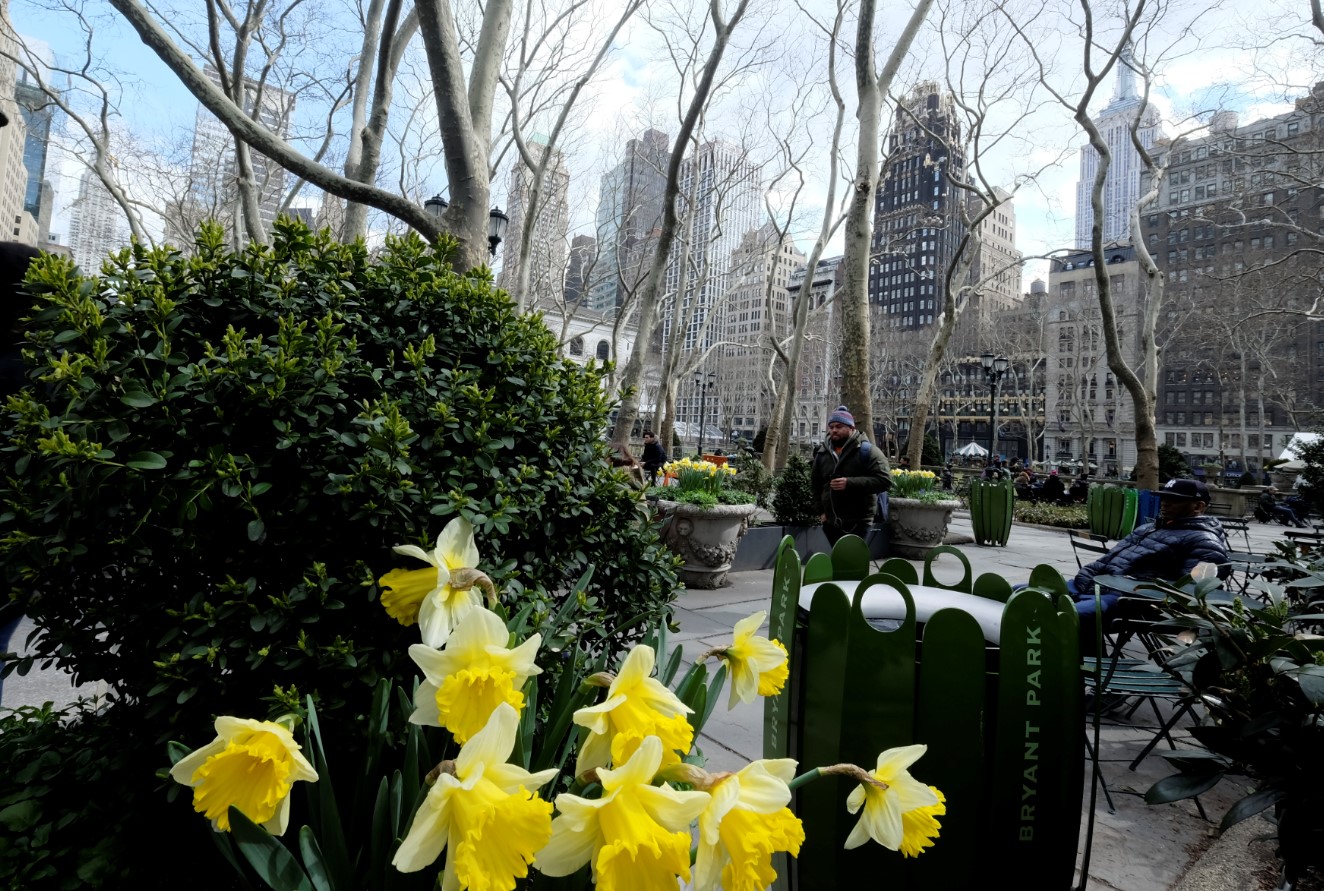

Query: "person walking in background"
(810, 405), (890, 546)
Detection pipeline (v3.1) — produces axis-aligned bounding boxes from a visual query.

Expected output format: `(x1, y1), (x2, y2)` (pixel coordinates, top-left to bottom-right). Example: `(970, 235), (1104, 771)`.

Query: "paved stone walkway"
(669, 513), (1290, 891)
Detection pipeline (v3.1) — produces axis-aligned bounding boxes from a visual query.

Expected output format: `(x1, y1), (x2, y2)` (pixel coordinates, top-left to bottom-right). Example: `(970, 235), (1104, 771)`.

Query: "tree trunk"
(839, 0), (934, 444)
(611, 0), (751, 450)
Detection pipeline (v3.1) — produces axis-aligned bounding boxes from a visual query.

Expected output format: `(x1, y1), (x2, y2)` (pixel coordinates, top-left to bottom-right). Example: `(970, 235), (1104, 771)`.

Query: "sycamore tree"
(896, 0), (1064, 470)
(98, 0), (643, 268)
(608, 0), (755, 450)
(1004, 0), (1222, 489)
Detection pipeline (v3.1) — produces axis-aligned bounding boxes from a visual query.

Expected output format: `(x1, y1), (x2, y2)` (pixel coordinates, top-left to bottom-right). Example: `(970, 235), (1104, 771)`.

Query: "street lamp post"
(421, 195), (510, 259)
(693, 370), (717, 454)
(980, 353), (1010, 463)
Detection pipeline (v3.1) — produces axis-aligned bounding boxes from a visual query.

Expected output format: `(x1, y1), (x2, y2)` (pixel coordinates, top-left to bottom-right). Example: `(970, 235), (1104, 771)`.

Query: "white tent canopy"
(954, 442), (988, 457)
(1279, 432), (1320, 461)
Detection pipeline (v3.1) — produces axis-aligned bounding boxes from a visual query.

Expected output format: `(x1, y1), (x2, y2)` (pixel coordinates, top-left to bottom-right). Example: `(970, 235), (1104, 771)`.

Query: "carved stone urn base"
(657, 500), (758, 589)
(886, 497), (961, 559)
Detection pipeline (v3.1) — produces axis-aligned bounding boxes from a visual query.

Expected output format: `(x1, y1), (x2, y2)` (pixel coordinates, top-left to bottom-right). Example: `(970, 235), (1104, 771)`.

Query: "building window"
(569, 336), (584, 357)
(595, 340), (610, 361)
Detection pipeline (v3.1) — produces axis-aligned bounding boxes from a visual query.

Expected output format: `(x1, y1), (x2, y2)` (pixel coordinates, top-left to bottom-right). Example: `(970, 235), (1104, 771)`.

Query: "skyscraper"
(502, 137), (570, 307)
(1073, 61), (1164, 248)
(0, 5), (35, 245)
(720, 223), (804, 442)
(68, 164), (126, 269)
(868, 82), (968, 331)
(663, 139), (762, 354)
(590, 129), (668, 314)
(15, 73), (54, 242)
(185, 63), (295, 242)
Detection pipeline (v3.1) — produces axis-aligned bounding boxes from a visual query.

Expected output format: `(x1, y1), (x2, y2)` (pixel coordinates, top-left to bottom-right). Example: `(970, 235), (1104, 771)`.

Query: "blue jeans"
(1012, 579), (1117, 655)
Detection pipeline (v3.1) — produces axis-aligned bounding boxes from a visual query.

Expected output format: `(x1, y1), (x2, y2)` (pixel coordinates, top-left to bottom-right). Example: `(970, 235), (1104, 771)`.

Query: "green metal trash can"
(765, 535), (1083, 890)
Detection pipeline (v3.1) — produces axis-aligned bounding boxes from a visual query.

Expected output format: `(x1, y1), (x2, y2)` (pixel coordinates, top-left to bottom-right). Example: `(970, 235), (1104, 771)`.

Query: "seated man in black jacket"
(1070, 478), (1230, 651)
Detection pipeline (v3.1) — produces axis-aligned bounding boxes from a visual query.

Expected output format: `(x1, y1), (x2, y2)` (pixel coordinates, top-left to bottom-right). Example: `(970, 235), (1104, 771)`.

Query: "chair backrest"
(1218, 517), (1251, 552)
(803, 551), (835, 584)
(1068, 530), (1111, 570)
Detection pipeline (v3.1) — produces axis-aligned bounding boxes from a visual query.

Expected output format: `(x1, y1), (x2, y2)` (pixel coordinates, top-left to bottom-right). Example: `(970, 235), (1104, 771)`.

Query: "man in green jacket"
(810, 405), (891, 545)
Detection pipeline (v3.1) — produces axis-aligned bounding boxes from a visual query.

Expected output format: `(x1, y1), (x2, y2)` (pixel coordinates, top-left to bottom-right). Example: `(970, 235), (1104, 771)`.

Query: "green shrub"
(728, 440), (774, 508)
(1157, 442), (1188, 482)
(0, 222), (679, 884)
(772, 453), (819, 525)
(1012, 501), (1088, 529)
(0, 702), (137, 889)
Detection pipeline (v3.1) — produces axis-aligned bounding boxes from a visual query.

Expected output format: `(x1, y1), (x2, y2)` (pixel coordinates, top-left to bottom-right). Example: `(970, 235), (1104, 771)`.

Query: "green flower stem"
(788, 767), (822, 792)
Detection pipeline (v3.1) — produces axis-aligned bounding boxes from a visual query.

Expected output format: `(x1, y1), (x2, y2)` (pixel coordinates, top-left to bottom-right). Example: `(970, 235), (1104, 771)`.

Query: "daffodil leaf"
(228, 807), (314, 891)
(700, 663), (727, 732)
(301, 697), (351, 890)
(296, 826), (333, 891)
(661, 643), (684, 687)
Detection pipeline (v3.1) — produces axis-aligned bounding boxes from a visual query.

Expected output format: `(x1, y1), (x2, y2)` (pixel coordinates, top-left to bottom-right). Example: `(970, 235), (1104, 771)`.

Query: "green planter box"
(1087, 486), (1137, 539)
(968, 479), (1015, 546)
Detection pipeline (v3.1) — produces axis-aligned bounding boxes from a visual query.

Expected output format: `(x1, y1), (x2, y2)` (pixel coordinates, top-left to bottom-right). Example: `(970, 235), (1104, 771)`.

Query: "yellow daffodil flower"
(536, 735), (710, 891)
(844, 744), (943, 853)
(898, 787), (946, 858)
(169, 717), (318, 835)
(573, 644), (694, 774)
(393, 703), (557, 889)
(721, 611), (790, 708)
(407, 607), (542, 743)
(695, 759), (804, 891)
(378, 518), (483, 647)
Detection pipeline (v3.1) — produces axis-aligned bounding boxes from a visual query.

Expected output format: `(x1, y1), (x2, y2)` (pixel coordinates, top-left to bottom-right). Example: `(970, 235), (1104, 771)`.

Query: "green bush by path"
(0, 221), (679, 886)
(1012, 501), (1088, 529)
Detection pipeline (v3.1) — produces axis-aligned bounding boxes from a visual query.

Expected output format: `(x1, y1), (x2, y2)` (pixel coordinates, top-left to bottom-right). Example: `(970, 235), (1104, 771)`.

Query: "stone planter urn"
(886, 496), (961, 558)
(657, 499), (758, 589)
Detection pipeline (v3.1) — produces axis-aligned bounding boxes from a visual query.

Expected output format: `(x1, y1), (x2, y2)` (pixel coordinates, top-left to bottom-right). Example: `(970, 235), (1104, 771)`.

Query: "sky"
(9, 0), (1317, 279)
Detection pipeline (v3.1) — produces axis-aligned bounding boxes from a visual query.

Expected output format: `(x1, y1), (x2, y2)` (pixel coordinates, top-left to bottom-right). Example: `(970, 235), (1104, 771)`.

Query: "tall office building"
(563, 234), (597, 308)
(719, 223), (804, 442)
(1073, 60), (1164, 248)
(589, 128), (668, 314)
(869, 82), (968, 331)
(1144, 82), (1324, 471)
(970, 188), (1023, 328)
(0, 5), (34, 245)
(185, 63), (295, 241)
(502, 138), (570, 307)
(786, 256), (844, 446)
(68, 164), (126, 269)
(15, 73), (53, 242)
(664, 140), (762, 352)
(1043, 244), (1145, 475)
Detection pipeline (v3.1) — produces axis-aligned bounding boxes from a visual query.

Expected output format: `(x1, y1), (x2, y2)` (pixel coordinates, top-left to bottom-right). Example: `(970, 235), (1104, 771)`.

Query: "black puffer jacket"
(1075, 514), (1231, 591)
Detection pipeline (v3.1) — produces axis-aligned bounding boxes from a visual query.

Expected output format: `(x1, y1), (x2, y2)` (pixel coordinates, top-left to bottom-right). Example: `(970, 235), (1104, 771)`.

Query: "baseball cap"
(1158, 478), (1210, 502)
